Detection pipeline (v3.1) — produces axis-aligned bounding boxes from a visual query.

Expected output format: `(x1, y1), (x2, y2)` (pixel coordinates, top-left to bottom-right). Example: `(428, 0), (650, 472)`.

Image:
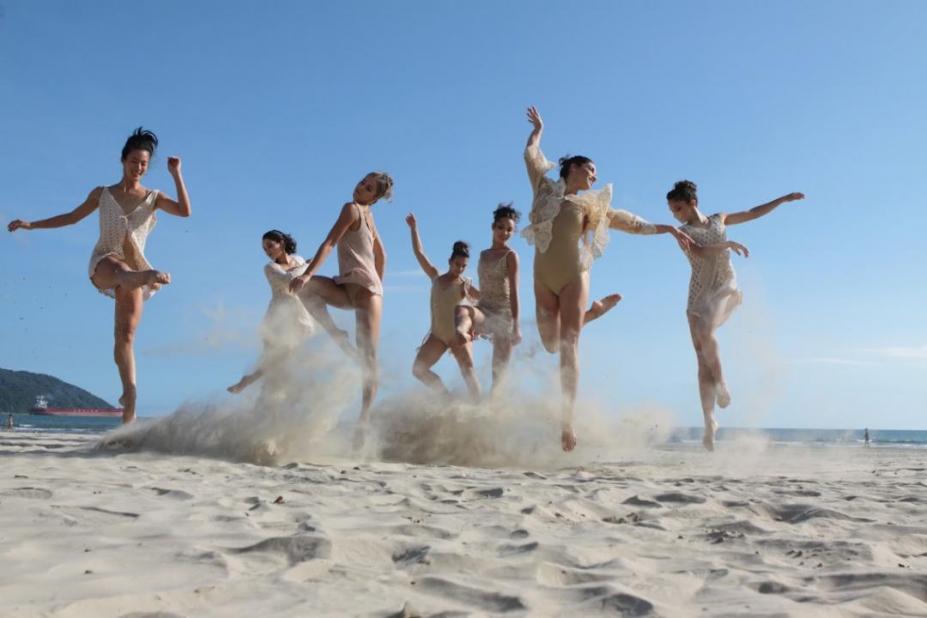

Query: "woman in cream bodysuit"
(522, 107), (691, 451)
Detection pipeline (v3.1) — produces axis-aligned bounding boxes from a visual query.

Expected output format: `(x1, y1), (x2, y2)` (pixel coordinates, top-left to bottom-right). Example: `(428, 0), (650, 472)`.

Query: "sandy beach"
(1, 429), (925, 617)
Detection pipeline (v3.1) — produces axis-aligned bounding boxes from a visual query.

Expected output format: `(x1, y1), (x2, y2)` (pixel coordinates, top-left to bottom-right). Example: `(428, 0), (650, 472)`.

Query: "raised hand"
(727, 241), (749, 257)
(167, 156), (182, 176)
(405, 213), (417, 229)
(526, 106), (543, 132)
(7, 219), (31, 232)
(782, 192), (805, 203)
(289, 275), (309, 294)
(670, 227), (694, 252)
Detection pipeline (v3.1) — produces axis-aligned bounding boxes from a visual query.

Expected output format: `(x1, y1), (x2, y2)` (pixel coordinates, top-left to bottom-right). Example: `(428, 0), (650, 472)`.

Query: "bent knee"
(114, 324), (138, 343)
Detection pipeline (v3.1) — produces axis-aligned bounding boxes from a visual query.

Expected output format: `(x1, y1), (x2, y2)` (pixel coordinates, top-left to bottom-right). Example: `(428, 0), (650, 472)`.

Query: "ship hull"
(30, 408), (122, 418)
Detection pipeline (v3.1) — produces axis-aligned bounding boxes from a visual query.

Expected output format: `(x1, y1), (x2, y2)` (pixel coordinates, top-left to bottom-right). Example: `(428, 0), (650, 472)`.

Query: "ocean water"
(6, 413), (926, 447)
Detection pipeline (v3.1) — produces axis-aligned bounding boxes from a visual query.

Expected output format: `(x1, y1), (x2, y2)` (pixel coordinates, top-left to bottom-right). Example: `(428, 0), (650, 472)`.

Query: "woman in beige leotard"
(228, 230), (315, 395)
(453, 204), (522, 394)
(405, 213), (481, 401)
(289, 172), (393, 442)
(667, 180), (805, 451)
(522, 107), (691, 451)
(7, 128), (191, 424)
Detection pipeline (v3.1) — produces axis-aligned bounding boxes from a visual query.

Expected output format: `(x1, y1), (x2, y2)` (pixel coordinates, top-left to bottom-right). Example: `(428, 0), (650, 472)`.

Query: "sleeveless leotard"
(429, 276), (469, 346)
(334, 203), (383, 304)
(476, 250), (515, 339)
(88, 187), (160, 300)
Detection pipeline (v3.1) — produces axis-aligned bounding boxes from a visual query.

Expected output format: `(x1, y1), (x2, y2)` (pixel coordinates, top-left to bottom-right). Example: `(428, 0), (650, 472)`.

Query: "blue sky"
(1, 0), (925, 429)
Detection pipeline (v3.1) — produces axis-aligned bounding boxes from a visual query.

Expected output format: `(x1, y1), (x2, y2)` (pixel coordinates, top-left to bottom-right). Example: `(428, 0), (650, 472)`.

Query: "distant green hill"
(0, 368), (115, 413)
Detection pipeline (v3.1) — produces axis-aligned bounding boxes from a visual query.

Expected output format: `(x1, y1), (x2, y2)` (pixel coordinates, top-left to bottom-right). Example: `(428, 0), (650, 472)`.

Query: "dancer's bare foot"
(702, 416), (719, 451)
(119, 385), (137, 424)
(584, 293), (622, 324)
(716, 382), (731, 409)
(227, 381), (245, 394)
(561, 426), (577, 452)
(118, 269), (171, 292)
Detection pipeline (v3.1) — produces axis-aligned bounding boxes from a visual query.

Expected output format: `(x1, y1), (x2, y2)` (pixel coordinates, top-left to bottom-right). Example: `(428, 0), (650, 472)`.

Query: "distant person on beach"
(453, 203), (523, 394)
(666, 179), (804, 451)
(8, 128), (191, 424)
(228, 230), (314, 394)
(522, 107), (692, 452)
(406, 213), (481, 401)
(289, 172), (393, 446)
(6, 414), (12, 431)
(864, 428), (870, 447)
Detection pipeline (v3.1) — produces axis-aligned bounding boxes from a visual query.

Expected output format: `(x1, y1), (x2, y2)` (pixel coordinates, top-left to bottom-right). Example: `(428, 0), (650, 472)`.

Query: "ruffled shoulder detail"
(522, 144), (566, 253)
(565, 183), (613, 268)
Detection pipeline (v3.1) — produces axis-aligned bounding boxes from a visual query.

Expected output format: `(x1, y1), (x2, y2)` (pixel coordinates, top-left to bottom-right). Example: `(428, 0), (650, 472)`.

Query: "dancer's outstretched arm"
(405, 213), (439, 279)
(724, 192), (804, 226)
(154, 157), (192, 217)
(289, 203), (358, 292)
(7, 188), (102, 232)
(608, 211), (693, 250)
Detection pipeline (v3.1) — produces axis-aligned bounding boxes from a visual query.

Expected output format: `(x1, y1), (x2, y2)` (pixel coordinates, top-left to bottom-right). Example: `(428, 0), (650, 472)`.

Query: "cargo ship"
(29, 395), (123, 418)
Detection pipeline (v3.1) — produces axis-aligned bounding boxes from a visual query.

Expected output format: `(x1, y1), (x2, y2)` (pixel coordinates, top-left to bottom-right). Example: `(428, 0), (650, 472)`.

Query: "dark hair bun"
(121, 127), (158, 161)
(451, 240), (470, 259)
(493, 202), (521, 224)
(666, 179), (698, 203)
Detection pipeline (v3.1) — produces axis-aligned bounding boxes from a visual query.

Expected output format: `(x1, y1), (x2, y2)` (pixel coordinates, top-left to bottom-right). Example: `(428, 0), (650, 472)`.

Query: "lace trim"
(521, 143), (615, 268)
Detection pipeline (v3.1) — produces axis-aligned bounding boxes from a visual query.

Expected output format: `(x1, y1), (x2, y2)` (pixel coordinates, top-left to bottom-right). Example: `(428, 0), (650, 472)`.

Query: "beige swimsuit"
(88, 187), (160, 300)
(334, 203), (383, 305)
(476, 250), (515, 338)
(521, 143), (658, 294)
(428, 276), (469, 346)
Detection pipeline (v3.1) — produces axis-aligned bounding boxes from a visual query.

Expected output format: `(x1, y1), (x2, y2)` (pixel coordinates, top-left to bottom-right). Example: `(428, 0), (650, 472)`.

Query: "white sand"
(1, 430), (925, 617)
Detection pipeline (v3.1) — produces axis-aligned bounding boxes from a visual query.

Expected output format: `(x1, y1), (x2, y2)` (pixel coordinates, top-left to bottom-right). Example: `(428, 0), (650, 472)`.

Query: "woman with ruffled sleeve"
(522, 107), (690, 452)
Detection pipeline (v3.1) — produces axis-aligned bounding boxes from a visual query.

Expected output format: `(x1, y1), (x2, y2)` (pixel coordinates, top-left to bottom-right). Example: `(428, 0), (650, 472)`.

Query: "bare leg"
(228, 368), (263, 394)
(534, 280), (560, 354)
(453, 306), (482, 347)
(412, 336), (450, 394)
(297, 276), (355, 356)
(490, 336), (513, 395)
(113, 285), (144, 424)
(689, 315), (719, 451)
(556, 274), (589, 452)
(583, 293), (622, 325)
(450, 342), (481, 402)
(92, 255), (170, 292)
(354, 291), (382, 428)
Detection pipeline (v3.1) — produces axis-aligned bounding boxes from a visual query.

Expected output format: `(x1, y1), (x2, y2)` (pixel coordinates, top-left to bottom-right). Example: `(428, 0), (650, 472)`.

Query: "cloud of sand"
(99, 299), (682, 468)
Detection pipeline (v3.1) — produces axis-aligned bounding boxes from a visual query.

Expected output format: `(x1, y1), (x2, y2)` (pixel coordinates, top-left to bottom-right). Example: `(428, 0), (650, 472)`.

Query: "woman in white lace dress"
(228, 230), (314, 394)
(523, 107), (691, 451)
(453, 204), (522, 394)
(667, 180), (804, 451)
(7, 128), (191, 423)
